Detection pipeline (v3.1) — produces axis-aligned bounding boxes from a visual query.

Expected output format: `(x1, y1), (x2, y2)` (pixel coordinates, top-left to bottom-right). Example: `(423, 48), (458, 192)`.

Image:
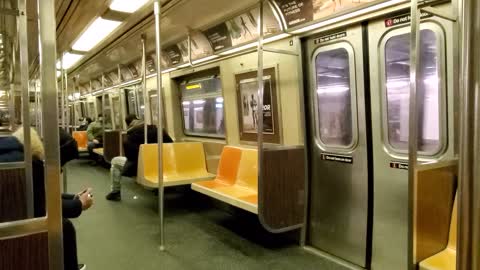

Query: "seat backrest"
(0, 168), (26, 222)
(216, 146), (242, 185)
(140, 143), (176, 180)
(235, 148), (258, 190)
(448, 195), (457, 250)
(162, 143), (176, 177)
(173, 142), (207, 174)
(72, 131), (87, 149)
(103, 130), (121, 163)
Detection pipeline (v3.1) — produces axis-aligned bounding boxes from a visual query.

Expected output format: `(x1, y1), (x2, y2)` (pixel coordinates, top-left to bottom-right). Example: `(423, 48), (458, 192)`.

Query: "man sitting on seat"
(86, 114), (104, 161)
(106, 114), (173, 201)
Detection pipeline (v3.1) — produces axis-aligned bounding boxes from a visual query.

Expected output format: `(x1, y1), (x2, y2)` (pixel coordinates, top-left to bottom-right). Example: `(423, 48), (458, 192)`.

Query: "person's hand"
(78, 188), (93, 211)
(93, 139), (99, 144)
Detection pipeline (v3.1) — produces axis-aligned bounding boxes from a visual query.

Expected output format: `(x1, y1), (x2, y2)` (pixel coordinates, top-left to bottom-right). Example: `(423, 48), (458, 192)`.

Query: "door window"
(314, 46), (355, 148)
(384, 29), (442, 154)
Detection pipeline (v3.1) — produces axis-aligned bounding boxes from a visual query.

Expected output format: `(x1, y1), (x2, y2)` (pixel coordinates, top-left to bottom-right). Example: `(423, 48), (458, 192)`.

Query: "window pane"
(112, 96), (121, 129)
(182, 97), (224, 136)
(385, 29), (440, 153)
(315, 47), (353, 147)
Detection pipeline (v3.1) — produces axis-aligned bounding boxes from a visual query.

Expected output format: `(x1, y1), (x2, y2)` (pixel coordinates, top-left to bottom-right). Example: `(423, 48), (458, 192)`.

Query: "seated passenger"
(78, 117), (92, 131)
(1, 127), (93, 270)
(86, 114), (104, 161)
(106, 114), (173, 201)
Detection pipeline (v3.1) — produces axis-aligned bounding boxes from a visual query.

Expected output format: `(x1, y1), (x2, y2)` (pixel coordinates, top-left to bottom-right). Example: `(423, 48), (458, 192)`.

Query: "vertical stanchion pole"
(408, 0), (420, 269)
(18, 0), (33, 218)
(102, 75), (106, 133)
(65, 74), (70, 133)
(142, 34), (148, 143)
(60, 54), (65, 131)
(153, 0), (165, 251)
(38, 0), (64, 269)
(458, 0), (480, 268)
(256, 0), (264, 212)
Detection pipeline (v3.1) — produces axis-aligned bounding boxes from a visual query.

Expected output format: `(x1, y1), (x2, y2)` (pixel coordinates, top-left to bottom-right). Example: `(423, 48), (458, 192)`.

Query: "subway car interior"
(1, 0), (479, 270)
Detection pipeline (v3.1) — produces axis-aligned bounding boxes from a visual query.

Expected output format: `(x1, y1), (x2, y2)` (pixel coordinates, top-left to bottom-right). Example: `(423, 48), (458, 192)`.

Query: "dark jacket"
(0, 136), (82, 219)
(122, 123), (173, 177)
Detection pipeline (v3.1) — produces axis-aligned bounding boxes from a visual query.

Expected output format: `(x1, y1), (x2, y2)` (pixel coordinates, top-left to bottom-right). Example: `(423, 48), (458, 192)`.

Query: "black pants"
(63, 219), (78, 270)
(87, 141), (102, 159)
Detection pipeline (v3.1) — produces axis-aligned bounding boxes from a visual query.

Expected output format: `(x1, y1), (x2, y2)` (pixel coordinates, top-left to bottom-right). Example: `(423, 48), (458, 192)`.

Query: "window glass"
(182, 97), (224, 136)
(125, 89), (137, 116)
(314, 47), (353, 147)
(88, 102), (95, 118)
(179, 74), (224, 138)
(111, 96), (122, 129)
(384, 29), (441, 153)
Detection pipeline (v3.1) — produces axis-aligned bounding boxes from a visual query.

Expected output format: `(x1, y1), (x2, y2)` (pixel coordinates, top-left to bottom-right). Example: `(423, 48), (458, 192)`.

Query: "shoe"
(78, 264), (86, 270)
(106, 191), (121, 201)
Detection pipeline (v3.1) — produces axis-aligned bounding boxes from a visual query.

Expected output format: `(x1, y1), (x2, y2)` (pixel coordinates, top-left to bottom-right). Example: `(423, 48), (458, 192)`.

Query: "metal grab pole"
(18, 0), (33, 218)
(458, 0), (480, 268)
(102, 75), (106, 133)
(61, 54), (65, 131)
(153, 0), (165, 251)
(408, 0), (421, 269)
(38, 0), (64, 269)
(142, 35), (148, 143)
(256, 0), (264, 211)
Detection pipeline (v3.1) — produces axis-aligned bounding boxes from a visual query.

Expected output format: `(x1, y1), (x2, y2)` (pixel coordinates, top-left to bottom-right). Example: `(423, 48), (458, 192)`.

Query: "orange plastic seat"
(137, 143), (215, 188)
(72, 131), (88, 152)
(192, 146), (258, 214)
(419, 196), (457, 270)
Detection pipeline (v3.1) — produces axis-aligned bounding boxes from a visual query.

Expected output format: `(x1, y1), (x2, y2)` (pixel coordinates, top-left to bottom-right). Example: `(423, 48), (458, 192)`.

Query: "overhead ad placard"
(203, 23), (232, 52)
(273, 0), (375, 28)
(164, 45), (184, 65)
(203, 6), (281, 52)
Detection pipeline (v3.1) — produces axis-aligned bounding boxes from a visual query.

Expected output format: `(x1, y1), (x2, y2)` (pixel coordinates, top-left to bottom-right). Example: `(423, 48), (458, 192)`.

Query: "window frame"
(379, 22), (447, 157)
(311, 41), (359, 152)
(178, 73), (226, 139)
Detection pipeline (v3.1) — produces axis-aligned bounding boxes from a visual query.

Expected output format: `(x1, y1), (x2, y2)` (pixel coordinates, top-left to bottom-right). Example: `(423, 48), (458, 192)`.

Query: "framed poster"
(236, 67), (280, 144)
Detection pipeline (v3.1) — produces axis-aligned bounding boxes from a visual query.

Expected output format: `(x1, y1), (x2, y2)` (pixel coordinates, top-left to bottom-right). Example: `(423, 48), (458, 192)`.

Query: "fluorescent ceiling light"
(192, 55), (219, 65)
(72, 17), (122, 51)
(57, 52), (84, 70)
(110, 0), (150, 13)
(219, 43), (257, 56)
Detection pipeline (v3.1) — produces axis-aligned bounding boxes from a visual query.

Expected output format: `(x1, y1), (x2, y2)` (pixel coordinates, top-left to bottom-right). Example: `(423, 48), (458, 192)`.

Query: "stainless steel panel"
(304, 25), (369, 267)
(368, 13), (455, 270)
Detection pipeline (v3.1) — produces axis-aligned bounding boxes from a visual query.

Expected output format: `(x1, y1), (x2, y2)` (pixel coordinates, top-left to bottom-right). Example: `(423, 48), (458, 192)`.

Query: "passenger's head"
(85, 117), (93, 124)
(97, 114), (103, 121)
(125, 114), (138, 127)
(13, 127), (44, 160)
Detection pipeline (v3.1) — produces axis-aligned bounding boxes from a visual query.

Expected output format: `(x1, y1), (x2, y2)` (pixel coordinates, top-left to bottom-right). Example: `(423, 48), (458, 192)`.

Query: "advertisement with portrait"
(236, 67), (280, 143)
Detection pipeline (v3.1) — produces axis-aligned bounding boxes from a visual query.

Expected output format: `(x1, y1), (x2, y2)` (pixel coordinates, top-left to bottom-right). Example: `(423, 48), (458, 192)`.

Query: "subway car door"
(303, 25), (370, 268)
(368, 10), (455, 270)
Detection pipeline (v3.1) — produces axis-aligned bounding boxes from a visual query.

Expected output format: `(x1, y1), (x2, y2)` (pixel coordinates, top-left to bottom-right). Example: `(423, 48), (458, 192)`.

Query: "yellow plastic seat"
(72, 131), (88, 152)
(137, 143), (214, 188)
(173, 143), (214, 180)
(192, 146), (258, 214)
(419, 196), (457, 270)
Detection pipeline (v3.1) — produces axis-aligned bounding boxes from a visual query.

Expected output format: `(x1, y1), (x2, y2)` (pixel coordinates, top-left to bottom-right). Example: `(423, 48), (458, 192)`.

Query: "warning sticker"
(390, 161), (409, 170)
(314, 31), (347, 44)
(384, 12), (433, 28)
(321, 153), (353, 164)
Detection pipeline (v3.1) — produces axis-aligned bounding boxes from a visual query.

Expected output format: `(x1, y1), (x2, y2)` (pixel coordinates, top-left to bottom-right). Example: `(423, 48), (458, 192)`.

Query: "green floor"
(66, 159), (348, 270)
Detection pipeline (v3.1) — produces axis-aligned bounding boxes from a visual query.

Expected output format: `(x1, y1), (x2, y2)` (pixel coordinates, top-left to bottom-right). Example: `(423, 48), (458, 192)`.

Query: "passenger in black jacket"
(2, 127), (93, 270)
(106, 114), (173, 201)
